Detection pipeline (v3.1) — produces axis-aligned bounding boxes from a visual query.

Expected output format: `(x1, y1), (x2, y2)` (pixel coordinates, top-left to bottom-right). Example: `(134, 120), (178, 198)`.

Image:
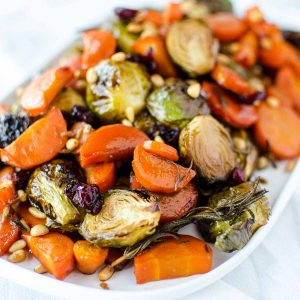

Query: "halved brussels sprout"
(198, 181), (270, 252)
(26, 160), (83, 225)
(87, 60), (151, 123)
(50, 87), (85, 112)
(113, 21), (139, 53)
(166, 19), (218, 76)
(147, 80), (209, 128)
(179, 115), (235, 183)
(79, 189), (160, 247)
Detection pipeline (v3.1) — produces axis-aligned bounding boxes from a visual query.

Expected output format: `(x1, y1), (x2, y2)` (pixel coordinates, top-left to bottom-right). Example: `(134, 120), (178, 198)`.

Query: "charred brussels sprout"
(113, 21), (139, 53)
(26, 160), (83, 225)
(79, 189), (160, 247)
(86, 60), (151, 123)
(50, 87), (85, 112)
(179, 115), (235, 183)
(198, 181), (270, 252)
(147, 80), (209, 128)
(166, 19), (218, 76)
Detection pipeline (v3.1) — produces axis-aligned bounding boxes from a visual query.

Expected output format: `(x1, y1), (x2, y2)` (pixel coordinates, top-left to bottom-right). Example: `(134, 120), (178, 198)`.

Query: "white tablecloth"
(1, 1), (300, 299)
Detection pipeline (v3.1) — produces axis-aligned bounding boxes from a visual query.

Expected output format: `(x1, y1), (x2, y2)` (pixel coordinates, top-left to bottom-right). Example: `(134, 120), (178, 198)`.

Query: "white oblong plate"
(1, 1), (300, 299)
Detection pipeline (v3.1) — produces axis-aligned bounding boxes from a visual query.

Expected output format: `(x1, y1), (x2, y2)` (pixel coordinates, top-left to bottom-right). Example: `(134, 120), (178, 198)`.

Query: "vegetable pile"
(2, 0), (300, 287)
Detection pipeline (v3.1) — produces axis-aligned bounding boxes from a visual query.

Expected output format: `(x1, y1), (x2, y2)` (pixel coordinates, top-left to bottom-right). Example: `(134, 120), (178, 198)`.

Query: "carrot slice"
(275, 67), (300, 113)
(254, 103), (300, 159)
(204, 13), (247, 42)
(202, 82), (258, 128)
(21, 66), (73, 116)
(73, 240), (108, 274)
(0, 107), (67, 169)
(81, 29), (116, 73)
(234, 31), (258, 68)
(140, 10), (163, 27)
(85, 163), (116, 192)
(134, 235), (213, 284)
(0, 217), (19, 256)
(0, 167), (15, 214)
(132, 35), (177, 77)
(80, 124), (148, 167)
(267, 86), (293, 108)
(23, 232), (74, 280)
(211, 64), (253, 96)
(143, 140), (179, 162)
(163, 3), (183, 25)
(19, 204), (46, 227)
(132, 145), (196, 193)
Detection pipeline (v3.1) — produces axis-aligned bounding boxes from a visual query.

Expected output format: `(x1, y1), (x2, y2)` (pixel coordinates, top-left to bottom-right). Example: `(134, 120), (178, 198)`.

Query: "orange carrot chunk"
(134, 235), (213, 284)
(130, 174), (144, 190)
(204, 13), (247, 42)
(0, 167), (15, 214)
(85, 163), (116, 192)
(254, 103), (300, 159)
(140, 10), (164, 27)
(81, 29), (116, 73)
(0, 107), (67, 170)
(202, 82), (258, 128)
(21, 66), (73, 116)
(142, 140), (179, 162)
(80, 124), (148, 167)
(23, 232), (74, 280)
(73, 240), (108, 274)
(132, 35), (177, 77)
(132, 145), (195, 194)
(19, 204), (46, 227)
(163, 3), (183, 25)
(0, 217), (19, 256)
(267, 86), (293, 108)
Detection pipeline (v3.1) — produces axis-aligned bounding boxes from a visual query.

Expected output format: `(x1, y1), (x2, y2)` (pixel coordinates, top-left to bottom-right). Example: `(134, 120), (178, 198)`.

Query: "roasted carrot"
(134, 235), (213, 284)
(202, 82), (258, 128)
(0, 217), (19, 256)
(0, 107), (67, 170)
(21, 67), (73, 116)
(80, 124), (148, 167)
(132, 35), (177, 77)
(140, 10), (163, 27)
(143, 140), (179, 162)
(81, 29), (116, 73)
(163, 3), (183, 25)
(73, 240), (108, 274)
(85, 163), (116, 192)
(132, 145), (196, 193)
(234, 31), (258, 68)
(275, 67), (300, 112)
(19, 204), (46, 227)
(211, 64), (253, 97)
(254, 103), (300, 159)
(267, 86), (293, 108)
(156, 183), (198, 223)
(204, 13), (247, 42)
(0, 167), (15, 214)
(23, 232), (74, 280)
(130, 173), (144, 190)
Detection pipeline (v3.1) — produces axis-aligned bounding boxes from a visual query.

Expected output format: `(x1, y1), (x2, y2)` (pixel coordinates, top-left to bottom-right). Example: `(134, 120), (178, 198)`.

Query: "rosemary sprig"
(99, 179), (268, 279)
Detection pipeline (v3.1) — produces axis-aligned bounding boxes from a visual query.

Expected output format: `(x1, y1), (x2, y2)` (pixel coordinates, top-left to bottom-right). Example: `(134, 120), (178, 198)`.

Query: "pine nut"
(233, 137), (246, 151)
(125, 107), (135, 123)
(111, 52), (126, 62)
(75, 79), (87, 91)
(257, 156), (269, 170)
(28, 207), (46, 219)
(140, 22), (158, 38)
(98, 265), (114, 281)
(2, 206), (10, 220)
(151, 74), (164, 87)
(34, 264), (48, 274)
(20, 219), (30, 232)
(30, 225), (49, 237)
(187, 83), (201, 99)
(266, 96), (279, 108)
(8, 249), (27, 263)
(127, 22), (143, 33)
(8, 239), (26, 253)
(121, 119), (132, 127)
(17, 189), (27, 202)
(217, 54), (230, 64)
(66, 138), (79, 151)
(228, 42), (240, 53)
(260, 38), (272, 50)
(154, 135), (165, 144)
(86, 68), (98, 84)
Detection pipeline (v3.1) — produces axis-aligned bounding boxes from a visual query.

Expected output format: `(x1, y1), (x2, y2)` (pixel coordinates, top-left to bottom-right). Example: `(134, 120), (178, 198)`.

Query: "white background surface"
(0, 1), (300, 299)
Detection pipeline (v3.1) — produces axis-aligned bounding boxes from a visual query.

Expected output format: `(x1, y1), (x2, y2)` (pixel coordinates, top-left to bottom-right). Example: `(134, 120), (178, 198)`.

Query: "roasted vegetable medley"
(2, 0), (300, 287)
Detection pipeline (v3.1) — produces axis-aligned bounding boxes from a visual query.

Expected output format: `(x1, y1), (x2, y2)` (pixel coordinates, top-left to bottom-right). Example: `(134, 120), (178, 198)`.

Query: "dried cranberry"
(115, 7), (138, 22)
(70, 105), (99, 128)
(13, 169), (32, 190)
(127, 48), (158, 74)
(64, 181), (103, 215)
(156, 125), (180, 146)
(230, 167), (245, 185)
